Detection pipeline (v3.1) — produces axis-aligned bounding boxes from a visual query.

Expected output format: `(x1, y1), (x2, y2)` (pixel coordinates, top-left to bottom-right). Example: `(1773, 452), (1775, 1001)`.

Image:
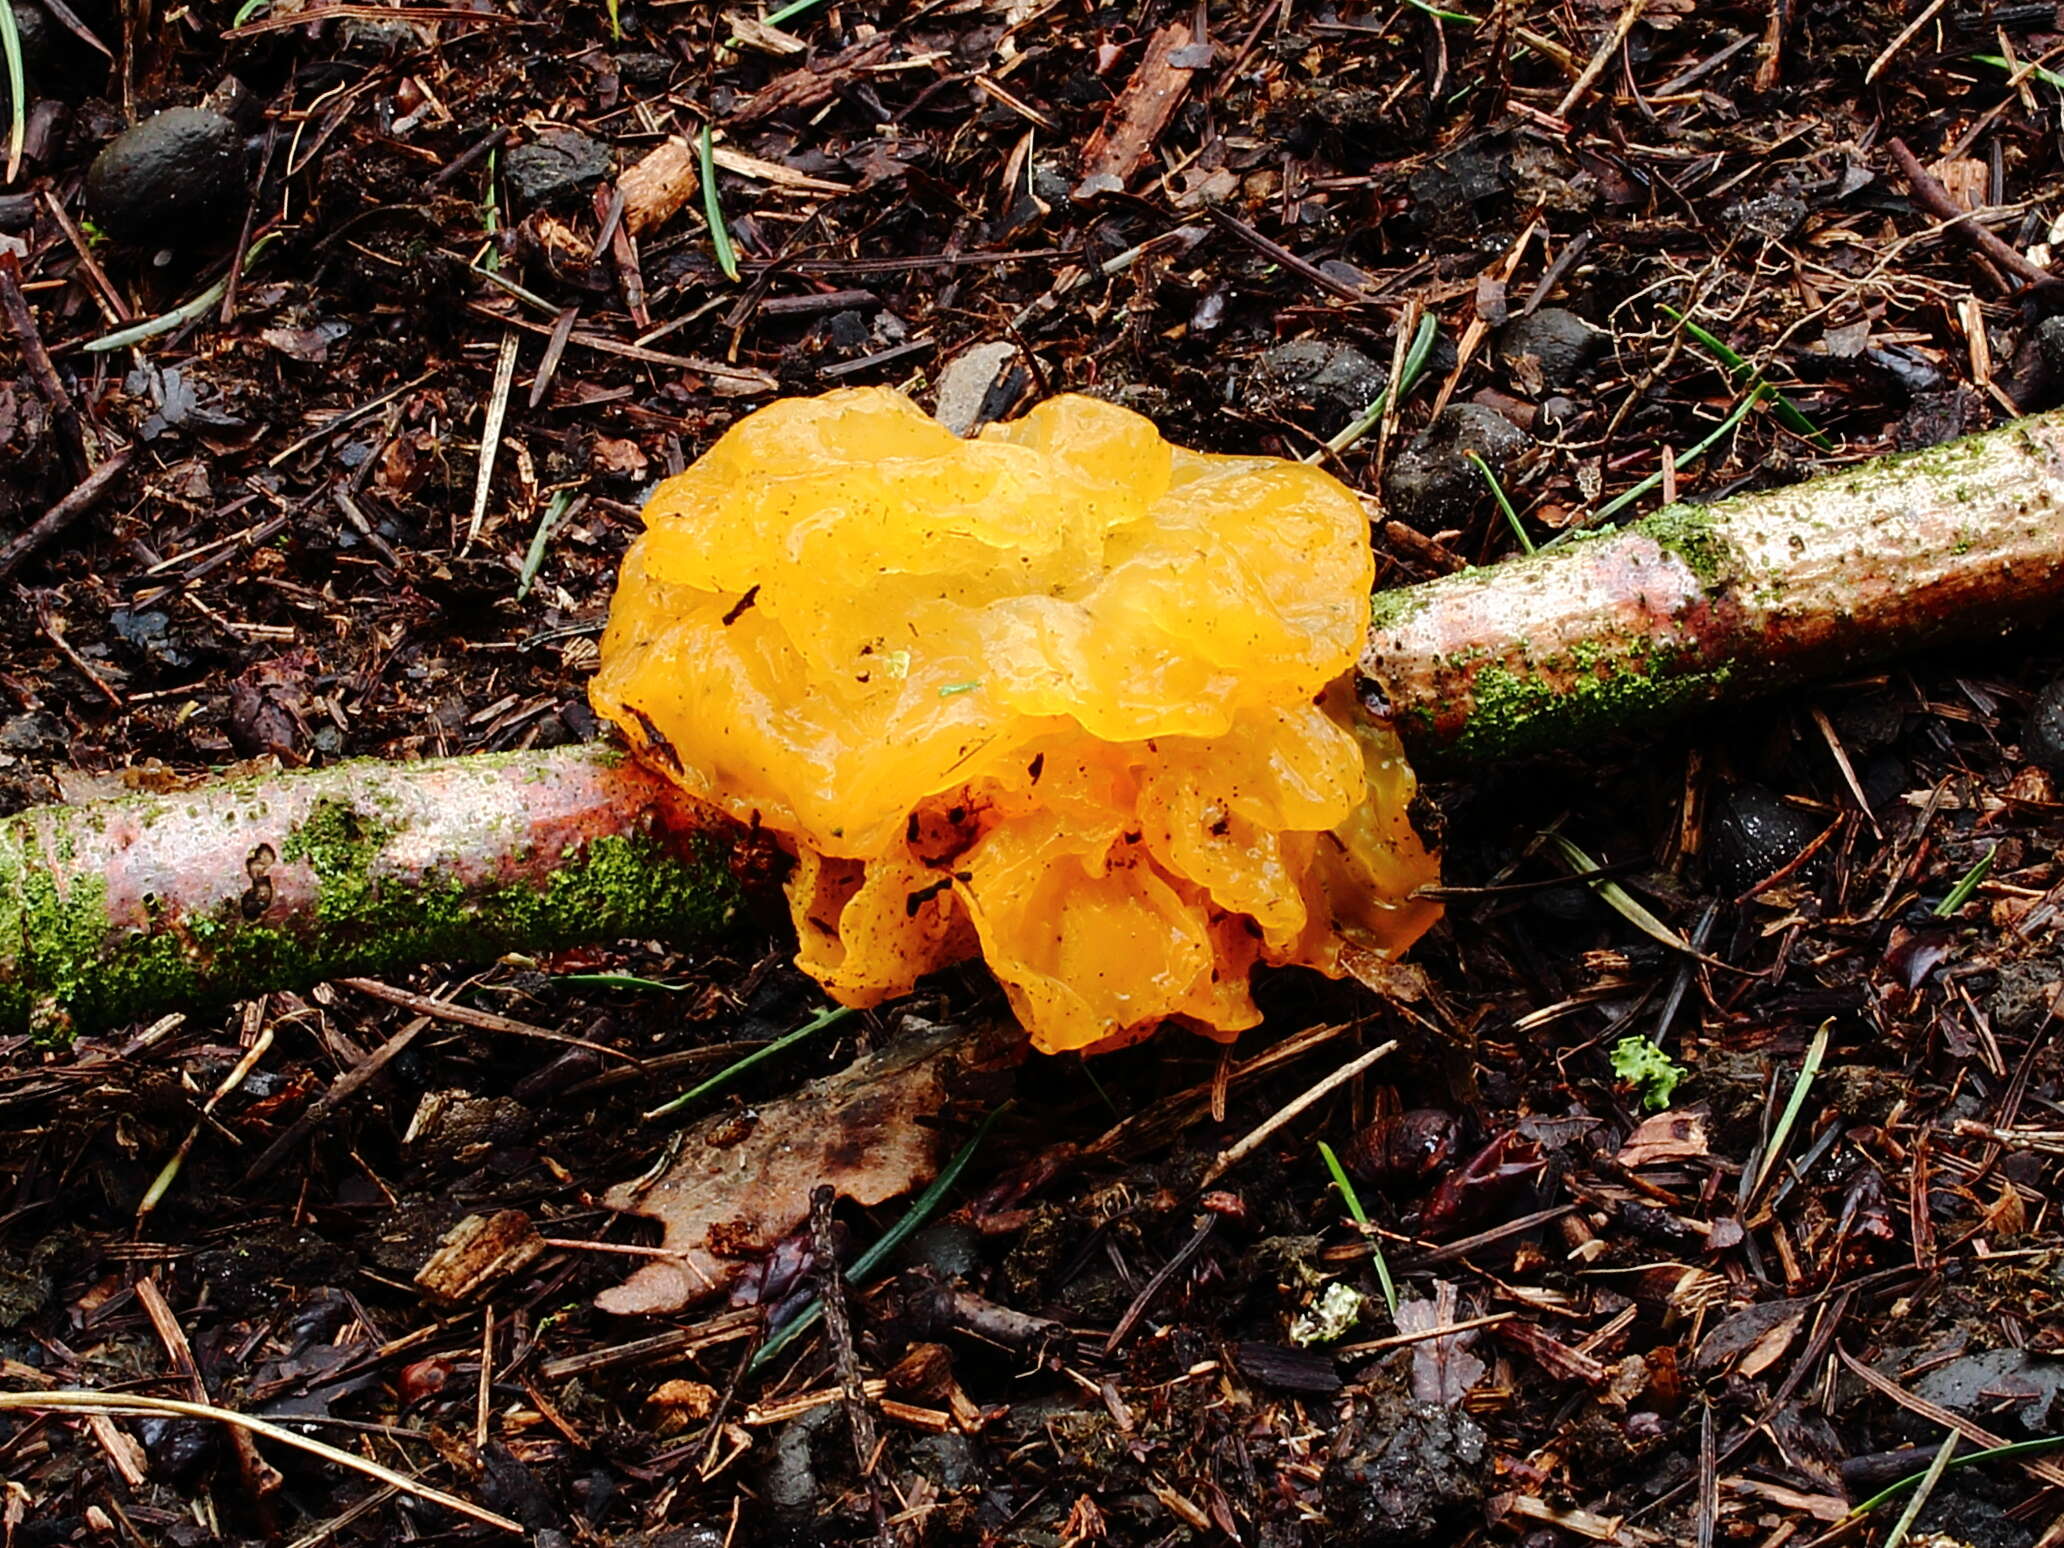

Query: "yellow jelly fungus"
(591, 388), (1440, 1054)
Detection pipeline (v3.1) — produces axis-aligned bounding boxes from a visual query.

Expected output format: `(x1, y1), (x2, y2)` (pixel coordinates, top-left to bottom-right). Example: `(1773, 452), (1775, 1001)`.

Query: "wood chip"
(620, 136), (701, 236)
(415, 1209), (547, 1302)
(1075, 22), (1200, 194)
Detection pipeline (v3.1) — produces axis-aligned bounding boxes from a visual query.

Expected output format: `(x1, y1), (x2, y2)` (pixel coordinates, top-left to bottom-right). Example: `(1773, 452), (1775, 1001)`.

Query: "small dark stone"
(1496, 307), (1604, 389)
(2025, 674), (2064, 771)
(502, 128), (610, 208)
(1710, 785), (1821, 893)
(1910, 1348), (2064, 1436)
(1723, 192), (1807, 242)
(1407, 140), (1508, 236)
(899, 1221), (983, 1281)
(614, 50), (674, 87)
(137, 1417), (219, 1486)
(336, 17), (421, 57)
(0, 711), (60, 753)
(1868, 344), (1944, 399)
(84, 106), (243, 242)
(1382, 403), (1529, 529)
(1895, 384), (1988, 450)
(826, 309), (870, 350)
(1830, 691), (1903, 753)
(907, 1432), (982, 1492)
(1249, 338), (1387, 437)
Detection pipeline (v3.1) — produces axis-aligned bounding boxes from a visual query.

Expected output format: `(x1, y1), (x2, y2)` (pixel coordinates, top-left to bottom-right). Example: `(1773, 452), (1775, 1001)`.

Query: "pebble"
(932, 339), (1020, 436)
(2025, 673), (2064, 772)
(84, 106), (243, 242)
(1249, 338), (1387, 437)
(1321, 1395), (1489, 1546)
(614, 51), (675, 88)
(1709, 784), (1821, 894)
(1495, 307), (1604, 389)
(2039, 316), (2064, 382)
(1382, 403), (1529, 528)
(502, 128), (610, 208)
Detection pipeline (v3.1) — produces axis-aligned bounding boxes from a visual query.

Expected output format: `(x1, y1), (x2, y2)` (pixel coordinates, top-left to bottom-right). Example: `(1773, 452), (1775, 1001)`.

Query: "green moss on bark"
(2, 796), (744, 1045)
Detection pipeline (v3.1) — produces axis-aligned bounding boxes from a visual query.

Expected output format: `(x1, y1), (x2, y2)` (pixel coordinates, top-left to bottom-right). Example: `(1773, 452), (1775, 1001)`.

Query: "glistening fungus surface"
(591, 389), (1441, 1053)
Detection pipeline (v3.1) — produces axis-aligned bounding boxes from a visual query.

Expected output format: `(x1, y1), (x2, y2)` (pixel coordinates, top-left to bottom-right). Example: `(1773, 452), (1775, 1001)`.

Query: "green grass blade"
(1883, 1430), (1958, 1548)
(554, 971), (692, 992)
(699, 122), (740, 282)
(1319, 311), (1441, 458)
(1847, 1435), (2064, 1519)
(1974, 53), (2064, 94)
(1662, 305), (1830, 448)
(1547, 833), (1695, 954)
(1585, 385), (1765, 526)
(516, 488), (578, 600)
(84, 232), (279, 351)
(1933, 844), (1997, 918)
(1318, 1140), (1398, 1316)
(642, 1004), (854, 1122)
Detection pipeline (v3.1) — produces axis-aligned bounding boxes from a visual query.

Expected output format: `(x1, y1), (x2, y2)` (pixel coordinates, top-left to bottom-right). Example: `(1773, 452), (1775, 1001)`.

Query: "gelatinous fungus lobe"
(591, 388), (1441, 1053)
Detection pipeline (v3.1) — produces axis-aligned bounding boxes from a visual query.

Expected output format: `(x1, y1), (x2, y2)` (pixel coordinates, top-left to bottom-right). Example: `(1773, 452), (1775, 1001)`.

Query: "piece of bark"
(619, 135), (699, 236)
(1075, 23), (1200, 198)
(0, 743), (758, 1042)
(1360, 409), (2064, 763)
(734, 33), (895, 125)
(7, 412), (2064, 1038)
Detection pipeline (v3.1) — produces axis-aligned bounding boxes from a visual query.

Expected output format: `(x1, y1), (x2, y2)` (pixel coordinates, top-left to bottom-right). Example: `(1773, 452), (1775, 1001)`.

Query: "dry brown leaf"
(1616, 1109), (1709, 1167)
(1400, 1283), (1486, 1406)
(595, 1024), (967, 1316)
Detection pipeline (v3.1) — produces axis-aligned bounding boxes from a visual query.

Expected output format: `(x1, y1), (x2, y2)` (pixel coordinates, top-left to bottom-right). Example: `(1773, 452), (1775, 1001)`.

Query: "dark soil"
(6, 2), (2064, 1544)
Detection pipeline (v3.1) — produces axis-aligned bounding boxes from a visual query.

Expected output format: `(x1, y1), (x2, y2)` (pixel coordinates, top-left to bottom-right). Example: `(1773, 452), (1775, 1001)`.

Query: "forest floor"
(6, 0), (2064, 1544)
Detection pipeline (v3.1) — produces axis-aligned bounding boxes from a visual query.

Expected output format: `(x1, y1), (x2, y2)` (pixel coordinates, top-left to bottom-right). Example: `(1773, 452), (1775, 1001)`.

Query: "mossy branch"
(0, 746), (757, 1043)
(1361, 411), (2064, 761)
(7, 411), (2064, 1040)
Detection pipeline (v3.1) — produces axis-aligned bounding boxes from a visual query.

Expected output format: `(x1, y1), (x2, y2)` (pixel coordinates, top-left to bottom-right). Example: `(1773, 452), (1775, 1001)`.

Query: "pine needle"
(0, 1390), (519, 1533)
(642, 1004), (854, 1122)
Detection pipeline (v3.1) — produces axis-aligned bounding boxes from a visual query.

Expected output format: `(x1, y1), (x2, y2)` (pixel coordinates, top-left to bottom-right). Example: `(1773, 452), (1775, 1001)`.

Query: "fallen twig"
(1885, 136), (2058, 289)
(6, 411), (2064, 1038)
(0, 446), (136, 583)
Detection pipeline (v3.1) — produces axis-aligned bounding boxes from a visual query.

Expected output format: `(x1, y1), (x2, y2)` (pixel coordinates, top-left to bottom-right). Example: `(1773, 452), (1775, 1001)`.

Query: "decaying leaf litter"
(5, 0), (2064, 1543)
